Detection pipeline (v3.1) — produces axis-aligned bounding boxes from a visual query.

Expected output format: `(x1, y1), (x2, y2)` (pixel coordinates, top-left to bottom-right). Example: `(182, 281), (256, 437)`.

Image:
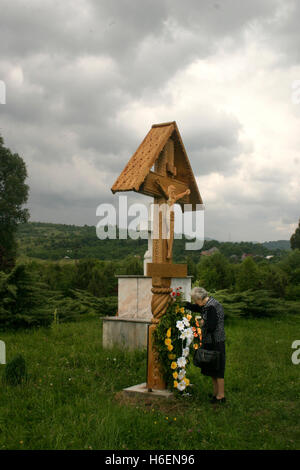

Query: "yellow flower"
(173, 371), (178, 379)
(171, 361), (177, 370)
(168, 353), (176, 360)
(193, 344), (199, 350)
(180, 307), (185, 313)
(175, 306), (179, 313)
(186, 314), (192, 321)
(184, 377), (190, 386)
(167, 344), (174, 351)
(166, 327), (172, 338)
(173, 381), (178, 388)
(164, 338), (171, 346)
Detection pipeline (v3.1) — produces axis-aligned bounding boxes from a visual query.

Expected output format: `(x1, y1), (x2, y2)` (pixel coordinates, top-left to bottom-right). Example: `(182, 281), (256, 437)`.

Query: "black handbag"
(193, 333), (220, 370)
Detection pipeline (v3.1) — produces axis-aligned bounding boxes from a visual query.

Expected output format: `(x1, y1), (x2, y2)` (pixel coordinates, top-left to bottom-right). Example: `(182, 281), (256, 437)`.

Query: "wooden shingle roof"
(111, 121), (203, 210)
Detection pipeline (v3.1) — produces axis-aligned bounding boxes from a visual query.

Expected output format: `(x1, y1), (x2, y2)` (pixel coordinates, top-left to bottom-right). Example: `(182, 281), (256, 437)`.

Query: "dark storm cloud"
(260, 1), (300, 66)
(205, 198), (300, 242)
(202, 164), (300, 241)
(183, 112), (246, 175)
(0, 0), (297, 240)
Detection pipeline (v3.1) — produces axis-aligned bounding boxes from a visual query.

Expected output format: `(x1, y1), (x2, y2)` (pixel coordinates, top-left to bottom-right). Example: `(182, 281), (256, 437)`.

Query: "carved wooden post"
(111, 121), (203, 392)
(147, 192), (172, 390)
(146, 142), (172, 389)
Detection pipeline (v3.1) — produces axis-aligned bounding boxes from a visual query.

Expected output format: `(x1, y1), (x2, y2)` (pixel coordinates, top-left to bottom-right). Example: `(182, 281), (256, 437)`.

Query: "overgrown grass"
(0, 315), (299, 450)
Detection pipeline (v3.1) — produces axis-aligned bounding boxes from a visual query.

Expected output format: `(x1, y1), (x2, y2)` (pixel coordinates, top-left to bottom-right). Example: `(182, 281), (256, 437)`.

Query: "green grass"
(0, 315), (299, 450)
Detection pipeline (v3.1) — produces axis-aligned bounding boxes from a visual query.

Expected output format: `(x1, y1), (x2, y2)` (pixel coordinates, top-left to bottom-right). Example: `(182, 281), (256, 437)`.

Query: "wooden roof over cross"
(111, 121), (203, 211)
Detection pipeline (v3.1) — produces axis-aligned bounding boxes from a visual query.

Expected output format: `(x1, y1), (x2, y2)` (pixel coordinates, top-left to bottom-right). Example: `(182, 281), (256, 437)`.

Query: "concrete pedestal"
(116, 275), (192, 320)
(102, 275), (192, 350)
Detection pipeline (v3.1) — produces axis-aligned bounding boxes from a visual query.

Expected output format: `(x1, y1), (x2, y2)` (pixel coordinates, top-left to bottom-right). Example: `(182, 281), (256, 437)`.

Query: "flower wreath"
(153, 287), (203, 393)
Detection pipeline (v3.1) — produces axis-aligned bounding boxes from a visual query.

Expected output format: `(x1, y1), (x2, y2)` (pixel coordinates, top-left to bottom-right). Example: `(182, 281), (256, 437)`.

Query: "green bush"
(284, 284), (300, 300)
(0, 264), (118, 330)
(196, 253), (235, 291)
(235, 257), (264, 291)
(0, 264), (53, 329)
(279, 249), (300, 284)
(3, 354), (27, 385)
(213, 289), (294, 318)
(52, 290), (118, 322)
(260, 264), (289, 297)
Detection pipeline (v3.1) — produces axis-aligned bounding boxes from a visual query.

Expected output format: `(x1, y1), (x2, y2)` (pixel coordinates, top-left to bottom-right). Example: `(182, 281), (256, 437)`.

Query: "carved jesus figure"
(155, 179), (191, 259)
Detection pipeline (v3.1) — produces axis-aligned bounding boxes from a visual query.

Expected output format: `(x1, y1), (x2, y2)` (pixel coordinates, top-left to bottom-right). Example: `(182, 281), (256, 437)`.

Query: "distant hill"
(263, 240), (291, 251)
(16, 222), (290, 262)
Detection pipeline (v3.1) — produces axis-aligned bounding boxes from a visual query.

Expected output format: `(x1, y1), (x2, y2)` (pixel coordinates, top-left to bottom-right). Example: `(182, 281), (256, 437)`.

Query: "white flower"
(186, 327), (194, 338)
(182, 317), (190, 327)
(186, 336), (193, 348)
(176, 320), (185, 331)
(178, 369), (186, 380)
(181, 326), (192, 338)
(177, 380), (186, 392)
(179, 330), (187, 340)
(183, 347), (190, 357)
(181, 329), (190, 339)
(177, 356), (187, 368)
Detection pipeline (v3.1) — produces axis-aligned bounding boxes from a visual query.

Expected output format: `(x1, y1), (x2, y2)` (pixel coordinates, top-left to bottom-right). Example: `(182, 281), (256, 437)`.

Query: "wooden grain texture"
(111, 123), (175, 193)
(147, 323), (166, 390)
(111, 121), (203, 211)
(141, 172), (189, 202)
(146, 263), (187, 278)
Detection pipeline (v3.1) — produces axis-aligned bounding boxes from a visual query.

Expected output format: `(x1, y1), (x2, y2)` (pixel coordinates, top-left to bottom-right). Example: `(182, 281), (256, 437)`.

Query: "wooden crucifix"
(154, 178), (191, 260)
(111, 121), (203, 391)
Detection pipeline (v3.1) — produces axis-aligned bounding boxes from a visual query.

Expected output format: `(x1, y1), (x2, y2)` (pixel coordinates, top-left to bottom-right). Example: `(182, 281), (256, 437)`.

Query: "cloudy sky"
(0, 0), (300, 242)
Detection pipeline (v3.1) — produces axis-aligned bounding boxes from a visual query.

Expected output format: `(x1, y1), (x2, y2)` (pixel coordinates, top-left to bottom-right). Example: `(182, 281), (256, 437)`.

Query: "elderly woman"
(184, 287), (226, 404)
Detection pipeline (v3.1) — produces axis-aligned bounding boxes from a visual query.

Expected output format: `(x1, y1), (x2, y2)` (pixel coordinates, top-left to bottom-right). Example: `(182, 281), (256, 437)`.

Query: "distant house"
(241, 253), (253, 261)
(201, 247), (220, 256)
(265, 255), (274, 260)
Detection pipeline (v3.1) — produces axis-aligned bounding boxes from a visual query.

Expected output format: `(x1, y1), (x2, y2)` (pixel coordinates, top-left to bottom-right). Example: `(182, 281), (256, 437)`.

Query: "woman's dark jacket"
(184, 297), (225, 343)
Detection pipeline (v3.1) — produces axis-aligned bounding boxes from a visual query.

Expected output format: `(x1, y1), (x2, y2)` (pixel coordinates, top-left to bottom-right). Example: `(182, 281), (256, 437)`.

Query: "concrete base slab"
(102, 317), (150, 350)
(122, 382), (174, 400)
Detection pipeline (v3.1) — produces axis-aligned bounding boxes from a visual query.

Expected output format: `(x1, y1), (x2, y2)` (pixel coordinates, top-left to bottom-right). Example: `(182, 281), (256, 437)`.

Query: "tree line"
(16, 221), (290, 262)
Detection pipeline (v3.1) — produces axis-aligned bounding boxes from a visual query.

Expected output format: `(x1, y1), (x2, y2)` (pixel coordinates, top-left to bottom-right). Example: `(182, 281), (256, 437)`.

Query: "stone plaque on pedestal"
(102, 274), (192, 349)
(116, 275), (192, 321)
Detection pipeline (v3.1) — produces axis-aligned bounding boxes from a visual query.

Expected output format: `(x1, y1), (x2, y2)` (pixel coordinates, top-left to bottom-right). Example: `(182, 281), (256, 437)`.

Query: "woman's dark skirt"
(200, 341), (226, 379)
